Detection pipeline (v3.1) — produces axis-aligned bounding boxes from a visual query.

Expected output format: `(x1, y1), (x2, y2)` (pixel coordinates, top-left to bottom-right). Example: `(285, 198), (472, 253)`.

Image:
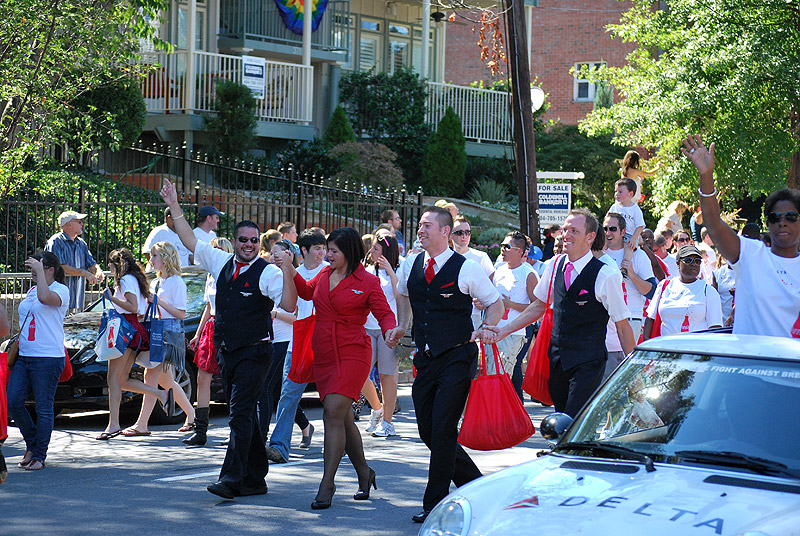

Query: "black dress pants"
(412, 343), (482, 512)
(216, 342), (272, 490)
(548, 344), (605, 418)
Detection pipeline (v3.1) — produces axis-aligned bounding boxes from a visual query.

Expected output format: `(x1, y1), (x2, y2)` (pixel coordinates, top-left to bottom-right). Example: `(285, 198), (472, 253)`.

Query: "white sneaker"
(372, 420), (396, 437)
(366, 407), (384, 433)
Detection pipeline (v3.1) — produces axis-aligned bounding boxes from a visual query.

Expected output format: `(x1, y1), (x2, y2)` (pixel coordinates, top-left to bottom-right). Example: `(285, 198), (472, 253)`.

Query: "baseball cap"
(198, 206), (224, 218)
(527, 246), (543, 260)
(676, 244), (702, 260)
(59, 210), (87, 227)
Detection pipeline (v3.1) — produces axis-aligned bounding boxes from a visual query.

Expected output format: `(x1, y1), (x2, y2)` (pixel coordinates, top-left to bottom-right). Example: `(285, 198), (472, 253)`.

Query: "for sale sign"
(242, 56), (266, 99)
(538, 183), (572, 227)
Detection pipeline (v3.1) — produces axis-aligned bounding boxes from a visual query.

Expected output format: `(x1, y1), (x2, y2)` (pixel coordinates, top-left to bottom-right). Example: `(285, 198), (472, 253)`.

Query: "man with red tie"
(394, 206), (503, 524)
(485, 209), (636, 417)
(159, 180), (297, 500)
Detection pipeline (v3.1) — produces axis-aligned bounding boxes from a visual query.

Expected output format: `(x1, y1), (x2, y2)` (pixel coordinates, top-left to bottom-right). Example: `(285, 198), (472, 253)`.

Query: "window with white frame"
(359, 19), (382, 71)
(573, 62), (605, 102)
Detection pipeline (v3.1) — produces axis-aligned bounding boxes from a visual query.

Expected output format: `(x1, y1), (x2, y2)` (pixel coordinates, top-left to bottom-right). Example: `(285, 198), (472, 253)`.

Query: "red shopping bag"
(458, 344), (535, 451)
(521, 255), (563, 406)
(648, 279), (672, 339)
(289, 314), (316, 384)
(59, 347), (73, 383)
(0, 351), (8, 442)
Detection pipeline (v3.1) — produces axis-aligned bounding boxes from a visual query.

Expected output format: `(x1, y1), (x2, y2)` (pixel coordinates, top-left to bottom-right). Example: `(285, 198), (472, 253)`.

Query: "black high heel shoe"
(311, 485), (336, 510)
(353, 468), (377, 500)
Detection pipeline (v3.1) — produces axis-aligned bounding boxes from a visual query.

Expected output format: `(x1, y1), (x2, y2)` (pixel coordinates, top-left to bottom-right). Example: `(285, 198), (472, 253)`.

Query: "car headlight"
(419, 497), (471, 536)
(74, 346), (97, 364)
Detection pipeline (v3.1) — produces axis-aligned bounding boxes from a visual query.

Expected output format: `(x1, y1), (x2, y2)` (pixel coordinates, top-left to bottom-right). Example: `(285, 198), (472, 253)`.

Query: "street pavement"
(0, 385), (554, 536)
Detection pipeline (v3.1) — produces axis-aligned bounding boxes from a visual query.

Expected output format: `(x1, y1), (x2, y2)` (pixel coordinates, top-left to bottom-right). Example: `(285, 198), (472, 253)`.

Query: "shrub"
(468, 179), (509, 206)
(276, 139), (339, 178)
(202, 80), (257, 159)
(477, 226), (510, 246)
(465, 156), (515, 194)
(323, 105), (356, 148)
(329, 141), (404, 188)
(422, 106), (467, 196)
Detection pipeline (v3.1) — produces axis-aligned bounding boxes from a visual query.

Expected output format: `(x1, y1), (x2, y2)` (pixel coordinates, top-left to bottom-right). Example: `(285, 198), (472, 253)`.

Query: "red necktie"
(425, 257), (436, 284)
(564, 262), (574, 291)
(232, 260), (247, 281)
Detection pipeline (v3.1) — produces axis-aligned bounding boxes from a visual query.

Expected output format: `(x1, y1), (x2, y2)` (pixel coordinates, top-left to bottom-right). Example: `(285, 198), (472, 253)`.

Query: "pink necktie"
(564, 262), (574, 291)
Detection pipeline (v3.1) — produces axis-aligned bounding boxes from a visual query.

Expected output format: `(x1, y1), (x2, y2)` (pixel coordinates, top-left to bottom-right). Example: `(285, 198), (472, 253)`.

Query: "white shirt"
(150, 274), (187, 320)
(605, 247), (656, 320)
(461, 248), (495, 279)
(534, 251), (631, 323)
(597, 254), (625, 353)
(659, 252), (679, 278)
(296, 261), (328, 320)
(203, 273), (218, 316)
(731, 236), (800, 338)
(646, 277), (723, 336)
(610, 202), (645, 238)
(396, 249), (501, 308)
(193, 240), (284, 305)
(18, 281), (70, 357)
(365, 266), (398, 331)
(113, 274), (148, 315)
(712, 264), (735, 320)
(494, 262), (536, 336)
(272, 306), (294, 342)
(143, 224), (192, 267)
(193, 227), (217, 244)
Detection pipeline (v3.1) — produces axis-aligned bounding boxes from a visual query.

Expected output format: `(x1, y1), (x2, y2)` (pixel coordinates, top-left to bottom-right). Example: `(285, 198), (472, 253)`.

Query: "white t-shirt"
(610, 202), (645, 239)
(712, 264), (735, 320)
(143, 224), (192, 267)
(660, 253), (679, 278)
(18, 281), (70, 357)
(296, 261), (328, 320)
(597, 254), (625, 353)
(494, 262), (536, 336)
(365, 266), (398, 331)
(460, 247), (495, 324)
(151, 274), (187, 320)
(203, 273), (218, 316)
(113, 273), (148, 315)
(272, 307), (294, 342)
(193, 227), (216, 244)
(731, 236), (800, 338)
(605, 247), (655, 320)
(646, 277), (723, 336)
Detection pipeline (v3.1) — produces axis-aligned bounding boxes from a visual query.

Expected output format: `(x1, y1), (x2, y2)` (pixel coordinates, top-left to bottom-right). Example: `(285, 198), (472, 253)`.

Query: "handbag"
(649, 279), (672, 338)
(94, 295), (137, 362)
(458, 343), (535, 451)
(289, 313), (316, 384)
(5, 309), (31, 370)
(0, 351), (7, 442)
(140, 290), (164, 367)
(59, 347), (73, 382)
(521, 255), (563, 405)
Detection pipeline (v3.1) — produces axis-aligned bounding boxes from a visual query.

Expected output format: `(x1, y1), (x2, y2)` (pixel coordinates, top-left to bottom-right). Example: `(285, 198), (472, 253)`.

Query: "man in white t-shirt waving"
(682, 135), (800, 338)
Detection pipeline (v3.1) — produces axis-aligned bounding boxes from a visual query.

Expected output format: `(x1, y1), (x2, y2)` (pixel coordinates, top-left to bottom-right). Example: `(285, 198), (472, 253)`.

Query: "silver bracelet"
(698, 187), (717, 198)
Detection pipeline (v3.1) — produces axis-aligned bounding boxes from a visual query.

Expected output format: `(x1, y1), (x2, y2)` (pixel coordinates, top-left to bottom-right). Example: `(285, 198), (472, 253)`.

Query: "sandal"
(18, 451), (34, 468)
(121, 428), (151, 437)
(158, 388), (174, 415)
(24, 459), (45, 471)
(96, 430), (122, 440)
(178, 422), (195, 432)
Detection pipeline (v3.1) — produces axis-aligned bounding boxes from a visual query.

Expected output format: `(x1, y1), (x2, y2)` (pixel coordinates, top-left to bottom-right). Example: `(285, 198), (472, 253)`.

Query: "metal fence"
(0, 143), (424, 274)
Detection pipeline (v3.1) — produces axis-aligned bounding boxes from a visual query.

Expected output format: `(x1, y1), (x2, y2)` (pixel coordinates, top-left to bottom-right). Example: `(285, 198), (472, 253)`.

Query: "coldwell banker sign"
(241, 56), (266, 99)
(538, 183), (572, 227)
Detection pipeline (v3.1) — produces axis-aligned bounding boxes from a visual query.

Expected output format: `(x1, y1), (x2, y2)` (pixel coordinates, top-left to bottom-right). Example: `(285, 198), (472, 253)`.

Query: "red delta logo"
(244, 282), (250, 288)
(504, 496), (539, 509)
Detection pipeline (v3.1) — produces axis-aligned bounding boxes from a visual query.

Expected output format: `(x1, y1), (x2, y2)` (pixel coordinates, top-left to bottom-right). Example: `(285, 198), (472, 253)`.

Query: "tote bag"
(458, 344), (535, 451)
(0, 351), (7, 442)
(521, 255), (563, 405)
(289, 313), (316, 384)
(139, 293), (164, 367)
(648, 279), (672, 339)
(94, 297), (137, 362)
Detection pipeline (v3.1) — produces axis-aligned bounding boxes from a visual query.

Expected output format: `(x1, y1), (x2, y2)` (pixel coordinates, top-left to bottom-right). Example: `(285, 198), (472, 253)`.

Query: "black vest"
(407, 252), (474, 357)
(214, 257), (274, 352)
(550, 255), (609, 369)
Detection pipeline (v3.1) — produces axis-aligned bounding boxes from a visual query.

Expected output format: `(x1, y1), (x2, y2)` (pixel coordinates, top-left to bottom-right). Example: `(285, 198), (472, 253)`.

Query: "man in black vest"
(159, 180), (297, 499)
(485, 208), (635, 417)
(394, 206), (504, 523)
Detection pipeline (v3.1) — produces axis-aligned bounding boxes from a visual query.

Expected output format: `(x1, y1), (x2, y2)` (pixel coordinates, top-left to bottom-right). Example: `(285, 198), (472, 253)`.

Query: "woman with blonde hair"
(98, 248), (169, 440)
(122, 241), (194, 436)
(657, 200), (688, 234)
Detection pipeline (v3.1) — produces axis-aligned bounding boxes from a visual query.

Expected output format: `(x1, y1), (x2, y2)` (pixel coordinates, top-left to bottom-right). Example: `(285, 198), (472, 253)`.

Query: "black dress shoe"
(207, 481), (236, 499)
(353, 468), (377, 500)
(310, 497), (332, 510)
(412, 510), (431, 523)
(237, 484), (268, 496)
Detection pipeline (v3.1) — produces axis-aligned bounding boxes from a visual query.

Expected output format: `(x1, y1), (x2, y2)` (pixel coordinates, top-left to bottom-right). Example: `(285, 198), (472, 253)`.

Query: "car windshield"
(561, 350), (800, 472)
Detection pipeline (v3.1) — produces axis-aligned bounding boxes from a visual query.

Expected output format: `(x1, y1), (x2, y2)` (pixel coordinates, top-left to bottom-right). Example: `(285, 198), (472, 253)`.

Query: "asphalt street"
(0, 384), (554, 536)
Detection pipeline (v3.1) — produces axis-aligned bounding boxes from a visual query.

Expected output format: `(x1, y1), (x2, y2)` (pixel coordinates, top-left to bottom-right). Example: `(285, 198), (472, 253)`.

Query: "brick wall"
(444, 0), (636, 125)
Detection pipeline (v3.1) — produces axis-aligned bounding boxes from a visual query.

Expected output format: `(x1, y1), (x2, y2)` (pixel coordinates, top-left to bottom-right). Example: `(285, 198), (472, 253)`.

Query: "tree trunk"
(789, 149), (800, 191)
(504, 0), (541, 246)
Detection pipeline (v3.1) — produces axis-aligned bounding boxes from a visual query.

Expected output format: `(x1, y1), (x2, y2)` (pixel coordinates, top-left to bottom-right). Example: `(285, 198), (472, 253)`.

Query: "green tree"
(0, 0), (170, 198)
(579, 0), (800, 213)
(323, 105), (356, 148)
(329, 141), (404, 188)
(202, 80), (258, 159)
(422, 106), (467, 196)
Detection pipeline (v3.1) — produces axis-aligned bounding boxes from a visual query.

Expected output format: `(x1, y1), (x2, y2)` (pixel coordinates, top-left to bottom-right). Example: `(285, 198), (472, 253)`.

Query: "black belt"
(422, 340), (472, 358)
(220, 339), (272, 352)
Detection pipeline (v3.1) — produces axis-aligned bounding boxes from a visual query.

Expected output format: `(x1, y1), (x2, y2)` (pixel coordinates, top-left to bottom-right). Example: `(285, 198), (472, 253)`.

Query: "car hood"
(450, 453), (800, 536)
(64, 311), (105, 350)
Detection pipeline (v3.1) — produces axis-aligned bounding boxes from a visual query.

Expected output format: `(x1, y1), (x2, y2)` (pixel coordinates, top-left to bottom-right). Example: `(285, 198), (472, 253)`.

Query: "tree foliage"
(0, 0), (170, 198)
(422, 106), (467, 196)
(329, 141), (404, 188)
(579, 0), (800, 213)
(202, 80), (258, 159)
(322, 105), (356, 148)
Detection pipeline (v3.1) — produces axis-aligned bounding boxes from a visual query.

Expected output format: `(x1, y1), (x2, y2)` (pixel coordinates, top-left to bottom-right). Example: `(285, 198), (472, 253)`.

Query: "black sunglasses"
(236, 236), (260, 244)
(676, 236), (692, 243)
(452, 229), (471, 236)
(680, 257), (703, 266)
(766, 211), (799, 224)
(501, 243), (520, 251)
(603, 225), (618, 232)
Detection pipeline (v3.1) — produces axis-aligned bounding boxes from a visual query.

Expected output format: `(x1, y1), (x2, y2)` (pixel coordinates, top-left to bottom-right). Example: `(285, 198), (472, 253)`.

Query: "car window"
(563, 351), (800, 470)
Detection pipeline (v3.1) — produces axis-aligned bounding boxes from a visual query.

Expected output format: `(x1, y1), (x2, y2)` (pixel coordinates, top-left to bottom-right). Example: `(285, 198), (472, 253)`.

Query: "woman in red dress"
(289, 227), (400, 509)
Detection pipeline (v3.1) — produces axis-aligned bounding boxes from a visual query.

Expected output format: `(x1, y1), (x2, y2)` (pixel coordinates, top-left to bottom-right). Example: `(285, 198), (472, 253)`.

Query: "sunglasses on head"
(766, 211), (799, 224)
(236, 236), (259, 244)
(603, 225), (618, 233)
(452, 229), (471, 236)
(681, 257), (703, 266)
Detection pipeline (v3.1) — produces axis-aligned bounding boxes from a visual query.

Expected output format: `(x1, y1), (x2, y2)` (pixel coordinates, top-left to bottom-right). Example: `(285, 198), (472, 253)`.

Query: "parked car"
(419, 333), (800, 536)
(57, 268), (225, 424)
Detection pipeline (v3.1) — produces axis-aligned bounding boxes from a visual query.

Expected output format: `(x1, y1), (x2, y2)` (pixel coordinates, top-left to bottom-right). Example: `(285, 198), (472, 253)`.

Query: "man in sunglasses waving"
(682, 134), (800, 338)
(159, 179), (298, 499)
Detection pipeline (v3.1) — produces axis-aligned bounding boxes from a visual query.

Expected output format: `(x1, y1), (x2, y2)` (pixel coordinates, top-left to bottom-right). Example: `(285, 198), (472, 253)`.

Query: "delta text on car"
(419, 333), (800, 536)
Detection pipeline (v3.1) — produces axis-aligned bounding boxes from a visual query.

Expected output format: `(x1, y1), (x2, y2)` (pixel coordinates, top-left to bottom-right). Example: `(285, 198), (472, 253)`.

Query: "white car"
(420, 334), (800, 536)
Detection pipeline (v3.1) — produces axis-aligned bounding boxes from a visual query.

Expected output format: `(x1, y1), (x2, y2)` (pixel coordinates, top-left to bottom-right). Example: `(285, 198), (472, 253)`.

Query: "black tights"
(316, 393), (371, 500)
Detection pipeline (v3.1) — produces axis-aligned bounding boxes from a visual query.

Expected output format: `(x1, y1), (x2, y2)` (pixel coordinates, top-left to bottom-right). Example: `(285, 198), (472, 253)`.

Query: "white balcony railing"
(426, 82), (511, 144)
(137, 51), (313, 123)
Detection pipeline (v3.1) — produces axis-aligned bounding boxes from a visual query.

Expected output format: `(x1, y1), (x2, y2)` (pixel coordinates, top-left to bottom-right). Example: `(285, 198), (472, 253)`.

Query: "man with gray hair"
(45, 210), (104, 309)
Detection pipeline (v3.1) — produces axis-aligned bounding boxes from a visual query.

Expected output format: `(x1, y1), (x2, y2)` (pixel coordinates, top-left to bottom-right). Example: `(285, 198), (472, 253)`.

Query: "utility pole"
(505, 0), (541, 246)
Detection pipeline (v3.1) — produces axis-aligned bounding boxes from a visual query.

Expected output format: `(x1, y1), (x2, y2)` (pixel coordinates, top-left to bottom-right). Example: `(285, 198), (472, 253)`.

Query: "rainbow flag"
(275, 0), (329, 35)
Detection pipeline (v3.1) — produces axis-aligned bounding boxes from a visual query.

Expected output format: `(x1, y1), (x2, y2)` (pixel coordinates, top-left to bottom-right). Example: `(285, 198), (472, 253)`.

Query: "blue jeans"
(268, 350), (307, 460)
(7, 356), (65, 462)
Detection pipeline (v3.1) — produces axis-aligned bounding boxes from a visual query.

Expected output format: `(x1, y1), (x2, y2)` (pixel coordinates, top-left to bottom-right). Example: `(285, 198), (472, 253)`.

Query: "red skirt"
(123, 313), (150, 351)
(193, 317), (219, 375)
